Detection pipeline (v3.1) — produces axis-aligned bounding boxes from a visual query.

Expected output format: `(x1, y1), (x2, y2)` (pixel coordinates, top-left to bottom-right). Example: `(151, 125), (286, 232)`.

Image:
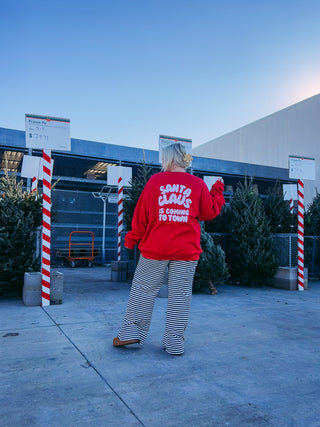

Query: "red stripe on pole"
(43, 151), (51, 163)
(43, 193), (51, 204)
(42, 291), (50, 300)
(42, 246), (50, 255)
(31, 176), (38, 193)
(42, 278), (50, 287)
(42, 221), (51, 231)
(43, 179), (51, 190)
(42, 233), (51, 243)
(42, 268), (50, 276)
(43, 207), (51, 218)
(43, 165), (51, 176)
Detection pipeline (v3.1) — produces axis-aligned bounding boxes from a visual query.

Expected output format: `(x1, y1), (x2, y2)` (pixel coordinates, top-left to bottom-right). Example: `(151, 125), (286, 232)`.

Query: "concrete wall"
(193, 94), (320, 205)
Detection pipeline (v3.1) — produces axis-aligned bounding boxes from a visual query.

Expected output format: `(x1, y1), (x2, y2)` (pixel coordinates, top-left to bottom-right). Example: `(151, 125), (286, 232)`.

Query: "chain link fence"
(48, 188), (320, 280)
(51, 188), (119, 264)
(272, 234), (298, 269)
(210, 232), (320, 280)
(305, 236), (320, 279)
(272, 234), (320, 279)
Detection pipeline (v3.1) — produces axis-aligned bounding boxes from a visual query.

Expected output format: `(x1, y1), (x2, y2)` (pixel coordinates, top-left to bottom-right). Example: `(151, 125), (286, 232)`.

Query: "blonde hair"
(162, 143), (193, 171)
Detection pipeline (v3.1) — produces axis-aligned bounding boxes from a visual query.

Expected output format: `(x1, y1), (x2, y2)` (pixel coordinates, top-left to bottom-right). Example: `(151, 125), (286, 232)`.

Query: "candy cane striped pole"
(41, 149), (52, 306)
(297, 179), (304, 291)
(289, 198), (294, 215)
(117, 175), (123, 261)
(31, 176), (38, 194)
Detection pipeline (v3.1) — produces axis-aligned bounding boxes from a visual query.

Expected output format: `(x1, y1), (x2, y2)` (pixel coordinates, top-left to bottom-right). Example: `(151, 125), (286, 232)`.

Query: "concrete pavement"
(1, 266), (320, 426)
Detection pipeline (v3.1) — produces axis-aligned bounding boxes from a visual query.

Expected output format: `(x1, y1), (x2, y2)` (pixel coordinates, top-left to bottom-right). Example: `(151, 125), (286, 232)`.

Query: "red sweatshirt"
(124, 171), (225, 261)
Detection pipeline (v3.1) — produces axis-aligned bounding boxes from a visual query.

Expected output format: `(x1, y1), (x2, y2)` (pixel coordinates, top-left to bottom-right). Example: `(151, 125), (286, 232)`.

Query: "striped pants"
(117, 255), (198, 355)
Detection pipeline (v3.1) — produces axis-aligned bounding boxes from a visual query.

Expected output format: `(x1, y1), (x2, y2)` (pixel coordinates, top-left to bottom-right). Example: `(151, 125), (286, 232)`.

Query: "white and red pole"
(31, 176), (38, 194)
(297, 179), (304, 291)
(117, 174), (123, 261)
(41, 149), (52, 306)
(289, 198), (294, 215)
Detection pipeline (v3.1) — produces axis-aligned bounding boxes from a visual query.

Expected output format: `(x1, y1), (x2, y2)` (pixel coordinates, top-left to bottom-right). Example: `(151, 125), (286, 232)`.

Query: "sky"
(1, 0), (320, 151)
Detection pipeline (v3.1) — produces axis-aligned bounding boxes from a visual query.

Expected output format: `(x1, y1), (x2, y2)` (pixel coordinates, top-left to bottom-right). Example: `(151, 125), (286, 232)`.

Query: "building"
(193, 93), (320, 206)
(1, 127), (295, 263)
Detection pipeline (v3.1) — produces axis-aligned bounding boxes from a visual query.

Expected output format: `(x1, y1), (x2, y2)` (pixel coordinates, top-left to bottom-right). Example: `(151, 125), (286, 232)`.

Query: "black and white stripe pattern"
(117, 255), (198, 355)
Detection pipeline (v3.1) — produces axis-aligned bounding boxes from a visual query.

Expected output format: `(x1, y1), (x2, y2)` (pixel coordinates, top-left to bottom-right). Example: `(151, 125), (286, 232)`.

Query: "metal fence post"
(289, 234), (292, 269)
(311, 237), (316, 278)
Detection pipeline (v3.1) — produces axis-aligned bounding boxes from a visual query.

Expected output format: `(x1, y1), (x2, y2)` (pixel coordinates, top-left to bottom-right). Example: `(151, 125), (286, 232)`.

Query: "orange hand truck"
(67, 231), (95, 267)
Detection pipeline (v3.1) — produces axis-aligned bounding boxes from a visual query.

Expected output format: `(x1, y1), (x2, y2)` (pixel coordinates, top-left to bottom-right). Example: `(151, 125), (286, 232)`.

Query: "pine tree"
(193, 223), (229, 294)
(305, 191), (320, 236)
(263, 184), (296, 233)
(0, 173), (42, 297)
(123, 160), (156, 231)
(227, 180), (278, 286)
(205, 204), (230, 233)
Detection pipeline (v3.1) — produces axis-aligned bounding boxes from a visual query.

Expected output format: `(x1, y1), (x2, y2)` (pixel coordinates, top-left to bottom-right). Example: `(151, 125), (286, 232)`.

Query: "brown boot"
(113, 336), (140, 347)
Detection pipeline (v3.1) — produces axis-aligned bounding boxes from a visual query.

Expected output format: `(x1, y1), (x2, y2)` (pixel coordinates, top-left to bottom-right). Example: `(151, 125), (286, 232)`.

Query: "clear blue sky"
(1, 0), (320, 150)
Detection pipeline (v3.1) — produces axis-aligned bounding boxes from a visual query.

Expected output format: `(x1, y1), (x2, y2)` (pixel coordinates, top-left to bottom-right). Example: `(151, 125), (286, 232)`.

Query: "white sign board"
(289, 156), (316, 180)
(25, 114), (71, 151)
(203, 176), (223, 190)
(283, 184), (297, 201)
(159, 135), (192, 164)
(107, 166), (132, 187)
(21, 155), (54, 180)
(108, 194), (119, 204)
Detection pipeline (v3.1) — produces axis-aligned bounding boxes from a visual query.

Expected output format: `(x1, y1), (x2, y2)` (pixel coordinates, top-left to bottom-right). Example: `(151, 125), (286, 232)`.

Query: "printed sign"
(25, 114), (71, 151)
(203, 176), (223, 190)
(21, 154), (54, 180)
(289, 156), (315, 180)
(107, 165), (132, 187)
(108, 194), (119, 204)
(283, 184), (297, 201)
(159, 135), (192, 164)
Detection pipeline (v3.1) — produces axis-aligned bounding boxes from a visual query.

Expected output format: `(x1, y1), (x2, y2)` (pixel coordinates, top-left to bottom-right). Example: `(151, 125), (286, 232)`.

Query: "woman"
(113, 143), (225, 355)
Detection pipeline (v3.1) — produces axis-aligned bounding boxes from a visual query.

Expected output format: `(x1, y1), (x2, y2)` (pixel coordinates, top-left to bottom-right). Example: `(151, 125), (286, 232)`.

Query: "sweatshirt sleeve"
(124, 186), (149, 249)
(198, 180), (225, 222)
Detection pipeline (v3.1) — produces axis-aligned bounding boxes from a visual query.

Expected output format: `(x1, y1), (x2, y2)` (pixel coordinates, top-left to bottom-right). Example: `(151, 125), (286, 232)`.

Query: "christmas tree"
(305, 191), (320, 235)
(227, 180), (278, 286)
(0, 173), (42, 297)
(263, 184), (296, 233)
(123, 160), (156, 231)
(205, 204), (230, 233)
(193, 223), (229, 294)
